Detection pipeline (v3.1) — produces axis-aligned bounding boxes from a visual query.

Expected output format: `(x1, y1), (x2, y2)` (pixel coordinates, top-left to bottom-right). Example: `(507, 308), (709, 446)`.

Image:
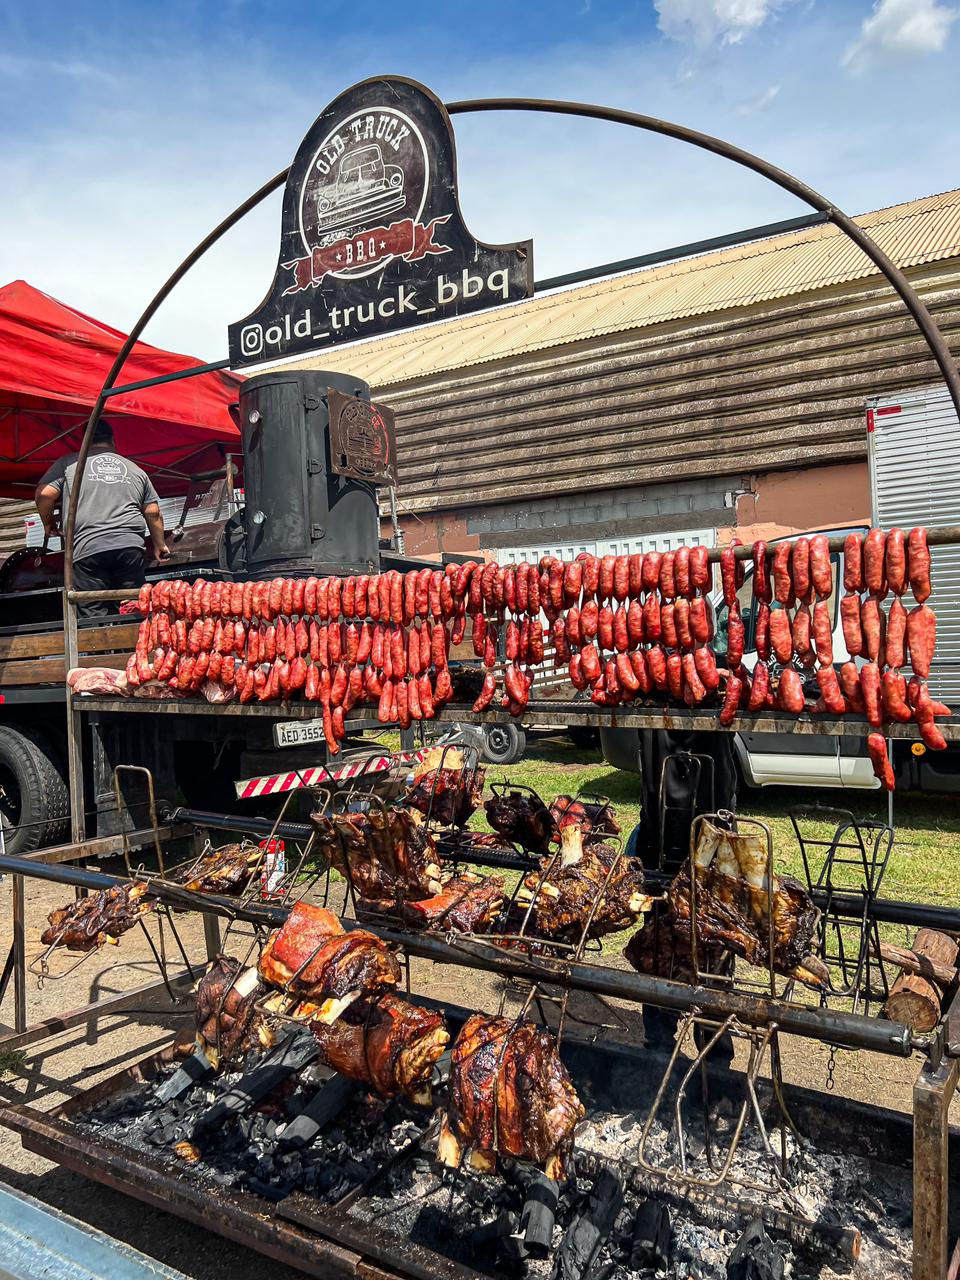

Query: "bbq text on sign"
(229, 77), (533, 367)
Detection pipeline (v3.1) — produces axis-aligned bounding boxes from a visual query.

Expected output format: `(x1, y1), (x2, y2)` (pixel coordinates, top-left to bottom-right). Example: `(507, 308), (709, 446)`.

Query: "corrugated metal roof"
(278, 187), (960, 388)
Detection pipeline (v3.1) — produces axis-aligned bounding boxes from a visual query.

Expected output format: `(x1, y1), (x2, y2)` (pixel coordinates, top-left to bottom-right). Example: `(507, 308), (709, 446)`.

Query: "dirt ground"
(0, 867), (955, 1278)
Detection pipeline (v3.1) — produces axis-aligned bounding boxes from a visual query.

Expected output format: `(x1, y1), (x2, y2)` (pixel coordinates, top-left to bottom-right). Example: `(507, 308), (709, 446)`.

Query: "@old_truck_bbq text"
(238, 267), (514, 360)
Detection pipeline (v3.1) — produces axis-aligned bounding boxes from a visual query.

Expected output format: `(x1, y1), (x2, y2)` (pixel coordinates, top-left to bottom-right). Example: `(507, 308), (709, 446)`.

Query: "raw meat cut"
(67, 666), (130, 696)
(437, 1013), (585, 1177)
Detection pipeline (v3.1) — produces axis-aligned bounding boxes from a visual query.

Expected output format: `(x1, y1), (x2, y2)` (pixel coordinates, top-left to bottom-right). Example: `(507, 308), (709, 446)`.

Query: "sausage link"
(641, 552), (661, 593)
(581, 555), (601, 599)
(752, 540), (772, 604)
(506, 620), (520, 661)
(568, 654), (588, 690)
(666, 653), (684, 701)
(529, 620), (545, 664)
(690, 545), (711, 595)
(682, 653), (706, 705)
(630, 649), (652, 694)
(840, 594), (863, 658)
(747, 661), (770, 712)
(885, 528), (906, 596)
(859, 597), (883, 663)
(720, 545), (738, 607)
(613, 605), (630, 652)
(777, 667), (805, 713)
(906, 604), (936, 679)
(860, 662), (883, 728)
(791, 537), (811, 603)
(864, 528), (887, 597)
(473, 672), (497, 712)
(912, 680), (948, 750)
(791, 604), (812, 660)
(691, 596), (712, 648)
(627, 599), (645, 646)
(755, 602), (771, 662)
(809, 535), (832, 599)
(599, 555), (617, 602)
(908, 527), (931, 603)
(564, 606), (581, 649)
(642, 593), (661, 644)
(617, 651), (641, 696)
(843, 534), (863, 593)
(645, 646), (668, 692)
(580, 644), (602, 683)
(769, 606), (793, 664)
(694, 645), (721, 691)
(563, 560), (582, 605)
(772, 542), (794, 607)
(675, 546), (692, 599)
(881, 671), (912, 723)
(551, 617), (570, 664)
(613, 555), (630, 602)
(719, 673), (744, 726)
(816, 665), (846, 714)
(838, 662), (865, 712)
(515, 562), (529, 613)
(659, 602), (678, 651)
(885, 596), (907, 669)
(726, 600), (744, 668)
(659, 552), (677, 601)
(813, 599), (833, 666)
(598, 605), (615, 651)
(674, 599), (694, 651)
(628, 553), (644, 598)
(867, 734), (895, 791)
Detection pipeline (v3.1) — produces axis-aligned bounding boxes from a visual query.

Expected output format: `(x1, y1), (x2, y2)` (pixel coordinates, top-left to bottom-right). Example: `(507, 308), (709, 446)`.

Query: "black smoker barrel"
(238, 370), (381, 576)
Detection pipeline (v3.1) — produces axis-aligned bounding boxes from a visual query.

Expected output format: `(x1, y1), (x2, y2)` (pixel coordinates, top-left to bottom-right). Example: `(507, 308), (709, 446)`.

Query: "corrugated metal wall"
(365, 261), (960, 516)
(0, 499), (31, 562)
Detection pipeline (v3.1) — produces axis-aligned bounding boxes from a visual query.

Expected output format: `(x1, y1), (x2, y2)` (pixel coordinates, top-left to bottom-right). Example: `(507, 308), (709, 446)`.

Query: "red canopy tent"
(0, 280), (243, 499)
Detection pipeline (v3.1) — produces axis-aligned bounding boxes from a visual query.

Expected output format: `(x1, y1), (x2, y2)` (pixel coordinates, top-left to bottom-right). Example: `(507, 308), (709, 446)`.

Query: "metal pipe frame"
(0, 851), (922, 1058)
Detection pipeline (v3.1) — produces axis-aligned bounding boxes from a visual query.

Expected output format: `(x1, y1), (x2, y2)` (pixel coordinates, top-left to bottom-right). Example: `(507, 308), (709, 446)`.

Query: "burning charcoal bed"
(10, 1019), (929, 1280)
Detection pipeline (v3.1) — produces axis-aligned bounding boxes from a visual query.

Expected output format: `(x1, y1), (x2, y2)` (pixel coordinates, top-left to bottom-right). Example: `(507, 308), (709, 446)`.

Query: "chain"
(826, 1046), (836, 1091)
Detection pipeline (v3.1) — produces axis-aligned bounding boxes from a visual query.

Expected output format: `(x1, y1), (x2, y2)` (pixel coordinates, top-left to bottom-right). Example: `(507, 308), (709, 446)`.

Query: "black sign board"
(327, 389), (397, 486)
(229, 77), (533, 368)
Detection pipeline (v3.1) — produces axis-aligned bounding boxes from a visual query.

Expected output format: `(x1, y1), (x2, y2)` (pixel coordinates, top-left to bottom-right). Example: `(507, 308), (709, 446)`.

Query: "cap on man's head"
(91, 420), (115, 447)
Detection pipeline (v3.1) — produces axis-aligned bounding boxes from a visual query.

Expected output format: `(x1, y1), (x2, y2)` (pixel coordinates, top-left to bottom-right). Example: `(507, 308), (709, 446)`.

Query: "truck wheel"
(0, 726), (70, 856)
(482, 724), (527, 766)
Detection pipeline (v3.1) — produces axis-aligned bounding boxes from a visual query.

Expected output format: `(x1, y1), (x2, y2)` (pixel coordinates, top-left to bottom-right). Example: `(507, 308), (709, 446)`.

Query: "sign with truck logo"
(229, 76), (533, 367)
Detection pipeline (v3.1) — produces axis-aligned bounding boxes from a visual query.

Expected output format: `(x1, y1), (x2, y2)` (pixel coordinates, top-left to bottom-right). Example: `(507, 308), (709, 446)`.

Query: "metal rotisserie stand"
(4, 71), (960, 1280)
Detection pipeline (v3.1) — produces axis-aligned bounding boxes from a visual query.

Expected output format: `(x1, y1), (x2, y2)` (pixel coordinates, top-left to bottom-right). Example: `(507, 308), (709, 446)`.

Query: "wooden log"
(884, 929), (959, 1032)
(878, 940), (959, 989)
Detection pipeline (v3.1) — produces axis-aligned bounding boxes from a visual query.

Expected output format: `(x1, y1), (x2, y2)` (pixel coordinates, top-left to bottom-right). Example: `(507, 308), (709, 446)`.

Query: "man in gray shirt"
(35, 421), (170, 616)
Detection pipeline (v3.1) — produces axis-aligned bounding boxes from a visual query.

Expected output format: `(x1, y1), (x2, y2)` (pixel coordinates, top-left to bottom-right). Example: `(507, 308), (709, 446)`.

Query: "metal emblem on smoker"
(327, 389), (397, 486)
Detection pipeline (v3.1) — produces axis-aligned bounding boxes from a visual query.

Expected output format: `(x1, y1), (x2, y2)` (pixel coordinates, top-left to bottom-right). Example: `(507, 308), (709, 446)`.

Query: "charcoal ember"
(551, 1167), (623, 1280)
(522, 1170), (559, 1257)
(726, 1219), (784, 1280)
(629, 1199), (671, 1270)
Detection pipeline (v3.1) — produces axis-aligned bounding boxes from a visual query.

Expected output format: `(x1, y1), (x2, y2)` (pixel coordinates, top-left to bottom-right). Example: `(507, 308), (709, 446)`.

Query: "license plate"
(273, 719), (325, 748)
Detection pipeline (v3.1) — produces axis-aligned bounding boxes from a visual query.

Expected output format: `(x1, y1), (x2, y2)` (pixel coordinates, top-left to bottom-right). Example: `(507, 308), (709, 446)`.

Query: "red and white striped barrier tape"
(234, 748), (427, 800)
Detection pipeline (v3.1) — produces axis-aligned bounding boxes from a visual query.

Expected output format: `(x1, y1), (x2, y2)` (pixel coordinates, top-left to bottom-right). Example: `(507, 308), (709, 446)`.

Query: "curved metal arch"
(63, 95), (960, 585)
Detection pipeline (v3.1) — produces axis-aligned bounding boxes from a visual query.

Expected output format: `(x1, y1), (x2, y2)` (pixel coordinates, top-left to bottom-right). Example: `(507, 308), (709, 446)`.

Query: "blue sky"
(1, 0), (958, 359)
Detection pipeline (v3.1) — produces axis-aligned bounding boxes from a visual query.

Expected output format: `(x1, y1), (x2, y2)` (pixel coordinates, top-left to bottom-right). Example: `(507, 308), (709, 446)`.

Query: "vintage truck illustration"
(315, 144), (406, 235)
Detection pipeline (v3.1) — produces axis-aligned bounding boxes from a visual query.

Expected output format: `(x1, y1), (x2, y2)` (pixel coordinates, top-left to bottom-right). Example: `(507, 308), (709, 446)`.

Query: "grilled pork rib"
(437, 1014), (584, 1178)
(40, 882), (154, 951)
(306, 993), (449, 1104)
(401, 873), (505, 933)
(405, 748), (486, 827)
(195, 956), (271, 1067)
(258, 901), (400, 1019)
(310, 807), (442, 907)
(172, 842), (261, 894)
(665, 819), (829, 989)
(484, 789), (555, 853)
(513, 826), (652, 945)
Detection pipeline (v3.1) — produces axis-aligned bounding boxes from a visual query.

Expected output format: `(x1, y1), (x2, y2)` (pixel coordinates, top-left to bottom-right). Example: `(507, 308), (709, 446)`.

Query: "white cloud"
(843, 0), (958, 73)
(736, 83), (781, 114)
(654, 0), (792, 46)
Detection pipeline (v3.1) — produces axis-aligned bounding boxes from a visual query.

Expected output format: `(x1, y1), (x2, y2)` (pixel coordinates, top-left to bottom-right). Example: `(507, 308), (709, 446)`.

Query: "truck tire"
(599, 727), (642, 773)
(482, 723), (527, 766)
(0, 725), (70, 856)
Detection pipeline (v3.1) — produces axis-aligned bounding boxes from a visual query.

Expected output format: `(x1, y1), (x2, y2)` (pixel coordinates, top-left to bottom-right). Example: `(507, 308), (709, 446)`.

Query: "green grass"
(481, 731), (960, 914)
(0, 1050), (26, 1076)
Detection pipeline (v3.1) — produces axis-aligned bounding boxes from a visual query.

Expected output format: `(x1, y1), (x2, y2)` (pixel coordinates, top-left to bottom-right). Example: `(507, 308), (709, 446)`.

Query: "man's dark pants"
(72, 547), (146, 617)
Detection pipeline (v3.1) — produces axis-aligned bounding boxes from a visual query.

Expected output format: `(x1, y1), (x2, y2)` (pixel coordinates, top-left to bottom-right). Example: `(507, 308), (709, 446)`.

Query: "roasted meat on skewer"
(548, 795), (621, 846)
(623, 910), (726, 982)
(404, 748), (485, 827)
(40, 882), (154, 952)
(484, 789), (555, 854)
(311, 806), (442, 907)
(195, 955), (273, 1067)
(172, 842), (261, 894)
(512, 825), (652, 945)
(665, 819), (829, 989)
(306, 993), (449, 1104)
(437, 1013), (584, 1178)
(258, 901), (401, 1020)
(401, 872), (505, 934)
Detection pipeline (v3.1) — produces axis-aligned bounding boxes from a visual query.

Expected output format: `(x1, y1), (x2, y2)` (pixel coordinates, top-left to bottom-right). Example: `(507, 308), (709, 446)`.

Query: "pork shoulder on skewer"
(437, 1013), (584, 1179)
(548, 795), (621, 846)
(512, 825), (653, 945)
(404, 748), (486, 827)
(258, 901), (401, 1020)
(172, 842), (261, 895)
(310, 806), (443, 907)
(665, 819), (829, 990)
(194, 955), (273, 1067)
(401, 872), (505, 934)
(40, 881), (154, 952)
(305, 993), (449, 1105)
(484, 789), (555, 854)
